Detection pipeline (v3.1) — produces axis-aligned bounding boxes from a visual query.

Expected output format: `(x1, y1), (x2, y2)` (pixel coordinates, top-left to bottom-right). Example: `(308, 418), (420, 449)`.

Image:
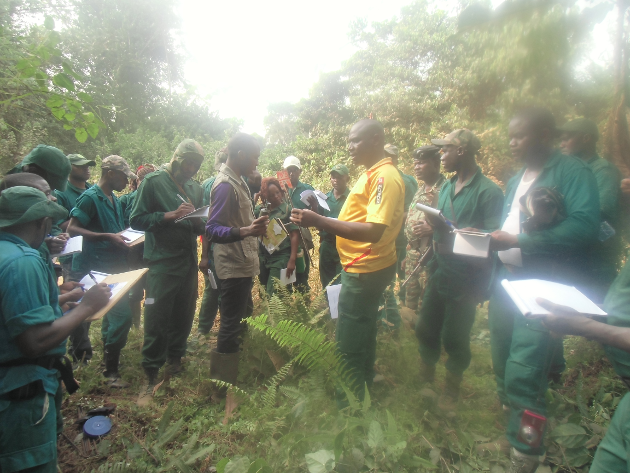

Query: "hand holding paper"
(300, 190), (330, 211)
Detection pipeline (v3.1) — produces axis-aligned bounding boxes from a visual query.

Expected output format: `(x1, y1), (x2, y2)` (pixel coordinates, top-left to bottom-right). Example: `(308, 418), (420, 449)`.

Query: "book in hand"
(51, 235), (83, 257)
(119, 228), (145, 246)
(501, 279), (607, 318)
(280, 268), (296, 285)
(300, 189), (330, 211)
(453, 230), (491, 258)
(174, 205), (210, 223)
(415, 203), (455, 230)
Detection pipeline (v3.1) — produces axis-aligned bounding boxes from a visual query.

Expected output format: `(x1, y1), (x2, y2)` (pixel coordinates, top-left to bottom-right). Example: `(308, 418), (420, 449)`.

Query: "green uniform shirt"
(320, 187), (350, 241)
(129, 170), (204, 275)
(55, 181), (92, 216)
(509, 152), (600, 264)
(70, 184), (127, 275)
(119, 190), (136, 228)
(255, 202), (298, 267)
(288, 181), (315, 210)
(433, 166), (504, 283)
(0, 233), (65, 399)
(202, 176), (217, 207)
(586, 154), (621, 224)
(396, 171), (419, 248)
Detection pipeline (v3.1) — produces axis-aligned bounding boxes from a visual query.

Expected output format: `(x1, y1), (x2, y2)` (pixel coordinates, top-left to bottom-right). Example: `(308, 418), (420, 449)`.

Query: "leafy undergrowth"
(57, 283), (623, 473)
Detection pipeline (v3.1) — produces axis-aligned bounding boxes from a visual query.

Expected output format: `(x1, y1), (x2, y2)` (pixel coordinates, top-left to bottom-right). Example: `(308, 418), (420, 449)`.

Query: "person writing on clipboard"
(130, 139), (206, 407)
(290, 118), (404, 406)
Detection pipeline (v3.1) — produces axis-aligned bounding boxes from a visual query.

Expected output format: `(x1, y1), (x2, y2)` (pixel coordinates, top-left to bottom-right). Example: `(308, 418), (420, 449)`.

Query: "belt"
(0, 355), (79, 395)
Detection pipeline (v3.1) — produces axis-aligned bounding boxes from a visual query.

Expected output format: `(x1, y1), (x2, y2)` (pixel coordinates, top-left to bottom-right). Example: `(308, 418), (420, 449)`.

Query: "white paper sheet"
(108, 281), (128, 300)
(175, 205), (210, 222)
(300, 189), (330, 211)
(326, 284), (342, 319)
(280, 268), (297, 285)
(501, 279), (607, 318)
(120, 228), (145, 243)
(453, 231), (491, 258)
(79, 271), (109, 290)
(51, 235), (83, 257)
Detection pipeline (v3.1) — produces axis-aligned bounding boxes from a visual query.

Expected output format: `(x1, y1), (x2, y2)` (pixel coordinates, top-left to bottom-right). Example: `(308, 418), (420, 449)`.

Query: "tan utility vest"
(211, 164), (260, 279)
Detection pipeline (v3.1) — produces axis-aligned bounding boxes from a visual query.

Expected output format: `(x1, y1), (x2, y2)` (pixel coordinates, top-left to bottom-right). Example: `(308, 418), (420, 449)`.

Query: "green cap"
(330, 164), (349, 176)
(67, 154), (96, 166)
(102, 155), (137, 179)
(174, 139), (205, 160)
(431, 129), (481, 153)
(0, 186), (68, 228)
(558, 118), (599, 141)
(384, 144), (399, 157)
(20, 145), (71, 191)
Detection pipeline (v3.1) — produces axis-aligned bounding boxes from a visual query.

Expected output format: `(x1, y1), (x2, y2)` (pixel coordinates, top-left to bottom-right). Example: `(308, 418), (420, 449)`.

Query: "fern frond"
(93, 463), (149, 473)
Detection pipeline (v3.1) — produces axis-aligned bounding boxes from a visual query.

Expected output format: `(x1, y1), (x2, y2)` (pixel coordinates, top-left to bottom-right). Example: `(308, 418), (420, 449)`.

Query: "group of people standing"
(2, 109), (630, 473)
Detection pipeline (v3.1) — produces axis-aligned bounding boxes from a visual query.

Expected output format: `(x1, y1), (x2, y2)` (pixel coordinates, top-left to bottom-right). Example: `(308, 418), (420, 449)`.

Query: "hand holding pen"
(165, 194), (195, 222)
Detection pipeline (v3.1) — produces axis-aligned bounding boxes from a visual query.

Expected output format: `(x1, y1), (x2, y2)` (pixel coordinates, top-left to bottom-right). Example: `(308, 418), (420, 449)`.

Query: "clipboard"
(118, 228), (145, 247)
(85, 268), (149, 321)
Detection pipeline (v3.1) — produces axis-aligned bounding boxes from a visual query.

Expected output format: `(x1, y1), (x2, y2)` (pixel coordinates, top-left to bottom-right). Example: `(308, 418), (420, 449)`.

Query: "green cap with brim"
(0, 186), (68, 228)
(330, 164), (350, 176)
(557, 118), (599, 141)
(68, 154), (96, 166)
(431, 129), (481, 154)
(20, 145), (71, 192)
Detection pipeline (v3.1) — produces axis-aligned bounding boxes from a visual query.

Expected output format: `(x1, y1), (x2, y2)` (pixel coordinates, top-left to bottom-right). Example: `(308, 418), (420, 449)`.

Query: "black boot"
(209, 349), (240, 401)
(165, 357), (184, 379)
(103, 349), (130, 388)
(438, 371), (462, 412)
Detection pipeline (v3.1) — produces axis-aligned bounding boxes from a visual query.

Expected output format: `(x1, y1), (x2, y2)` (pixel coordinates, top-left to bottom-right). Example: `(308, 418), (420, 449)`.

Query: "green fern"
(92, 463), (150, 473)
(245, 314), (353, 391)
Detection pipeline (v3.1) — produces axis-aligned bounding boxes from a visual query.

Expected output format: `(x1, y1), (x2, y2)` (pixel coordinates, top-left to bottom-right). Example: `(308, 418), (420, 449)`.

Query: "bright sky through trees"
(179, 0), (418, 135)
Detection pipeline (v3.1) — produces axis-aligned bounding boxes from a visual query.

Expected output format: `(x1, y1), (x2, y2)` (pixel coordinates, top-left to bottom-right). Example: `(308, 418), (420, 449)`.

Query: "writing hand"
(165, 202), (195, 221)
(80, 283), (111, 312)
(45, 236), (66, 254)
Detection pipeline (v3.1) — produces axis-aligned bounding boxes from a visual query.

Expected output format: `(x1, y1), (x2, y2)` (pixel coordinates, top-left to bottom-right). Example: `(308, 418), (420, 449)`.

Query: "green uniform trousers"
(295, 251), (310, 293)
(0, 388), (60, 473)
(488, 287), (562, 456)
(198, 257), (221, 334)
(337, 264), (396, 402)
(379, 279), (401, 330)
(101, 295), (132, 351)
(415, 270), (477, 375)
(319, 240), (342, 288)
(590, 392), (630, 472)
(142, 266), (198, 370)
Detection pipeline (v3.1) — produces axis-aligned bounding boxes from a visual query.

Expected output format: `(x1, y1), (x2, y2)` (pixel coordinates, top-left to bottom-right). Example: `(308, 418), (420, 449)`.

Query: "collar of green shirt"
(447, 165), (483, 195)
(326, 187), (350, 203)
(66, 180), (91, 194)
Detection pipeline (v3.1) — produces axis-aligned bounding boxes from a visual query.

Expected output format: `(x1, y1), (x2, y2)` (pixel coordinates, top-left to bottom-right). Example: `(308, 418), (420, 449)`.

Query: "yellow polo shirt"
(336, 158), (405, 273)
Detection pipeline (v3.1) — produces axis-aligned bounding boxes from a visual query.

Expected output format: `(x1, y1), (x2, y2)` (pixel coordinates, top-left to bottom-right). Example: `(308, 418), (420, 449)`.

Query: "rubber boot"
(103, 349), (130, 388)
(419, 362), (436, 384)
(131, 300), (142, 329)
(165, 357), (183, 379)
(209, 349), (240, 401)
(438, 371), (462, 412)
(508, 448), (539, 473)
(137, 368), (159, 407)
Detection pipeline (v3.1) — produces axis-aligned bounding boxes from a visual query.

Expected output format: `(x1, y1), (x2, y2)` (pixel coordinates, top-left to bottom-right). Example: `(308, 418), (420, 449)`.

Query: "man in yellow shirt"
(291, 119), (404, 402)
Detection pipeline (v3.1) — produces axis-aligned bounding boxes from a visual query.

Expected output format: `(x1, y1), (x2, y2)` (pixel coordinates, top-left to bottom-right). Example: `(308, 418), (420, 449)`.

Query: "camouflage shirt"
(404, 174), (447, 245)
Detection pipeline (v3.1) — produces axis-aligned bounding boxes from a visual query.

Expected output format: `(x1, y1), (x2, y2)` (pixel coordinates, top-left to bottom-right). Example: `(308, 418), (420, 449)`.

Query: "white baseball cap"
(282, 155), (301, 170)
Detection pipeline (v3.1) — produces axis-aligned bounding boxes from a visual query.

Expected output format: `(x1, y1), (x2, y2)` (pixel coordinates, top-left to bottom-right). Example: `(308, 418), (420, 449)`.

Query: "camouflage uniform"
(404, 173), (447, 311)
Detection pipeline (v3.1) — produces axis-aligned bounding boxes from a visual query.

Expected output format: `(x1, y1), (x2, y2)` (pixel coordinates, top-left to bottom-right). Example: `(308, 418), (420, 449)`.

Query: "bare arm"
(290, 209), (386, 243)
(537, 298), (630, 353)
(286, 230), (300, 278)
(67, 217), (130, 250)
(15, 284), (111, 358)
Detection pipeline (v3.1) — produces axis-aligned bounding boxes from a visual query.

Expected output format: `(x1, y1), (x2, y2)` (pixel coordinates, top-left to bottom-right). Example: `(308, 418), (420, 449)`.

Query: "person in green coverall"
(198, 148), (228, 335)
(119, 164), (157, 328)
(282, 155), (319, 293)
(559, 117), (622, 302)
(0, 186), (110, 473)
(379, 144), (418, 330)
(533, 298), (630, 473)
(484, 108), (600, 472)
(68, 155), (138, 388)
(54, 154), (96, 362)
(130, 139), (206, 407)
(319, 164), (350, 288)
(416, 129), (504, 411)
(255, 177), (300, 295)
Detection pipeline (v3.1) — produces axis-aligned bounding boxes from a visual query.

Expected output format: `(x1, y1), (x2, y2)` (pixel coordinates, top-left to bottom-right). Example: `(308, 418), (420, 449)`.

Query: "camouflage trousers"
(403, 248), (426, 311)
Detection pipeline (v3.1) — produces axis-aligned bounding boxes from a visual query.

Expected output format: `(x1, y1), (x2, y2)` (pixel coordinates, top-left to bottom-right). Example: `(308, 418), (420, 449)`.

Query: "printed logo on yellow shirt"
(375, 177), (384, 204)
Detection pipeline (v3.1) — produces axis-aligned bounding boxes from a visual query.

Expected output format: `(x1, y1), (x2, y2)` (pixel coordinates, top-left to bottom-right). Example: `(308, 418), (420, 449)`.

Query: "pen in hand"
(88, 271), (98, 284)
(177, 194), (187, 204)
